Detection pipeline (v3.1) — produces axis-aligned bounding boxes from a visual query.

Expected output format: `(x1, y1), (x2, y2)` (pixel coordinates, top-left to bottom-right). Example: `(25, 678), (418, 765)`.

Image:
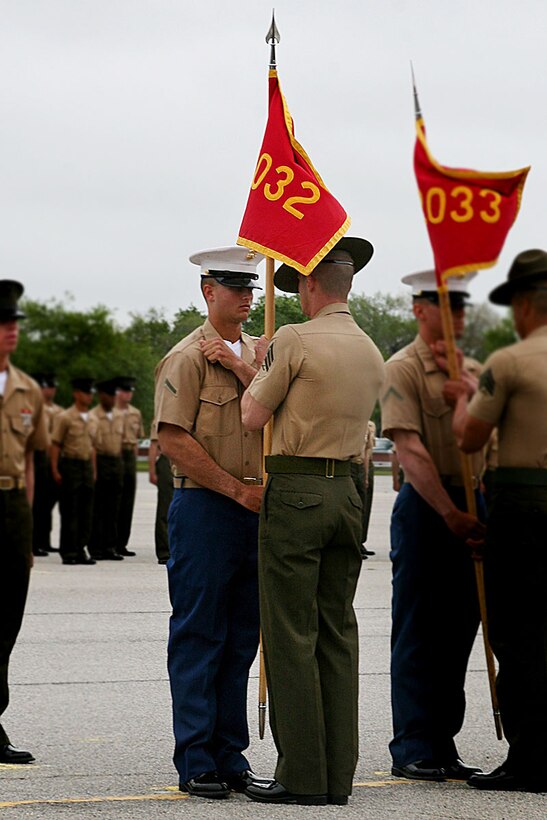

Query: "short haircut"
(307, 263), (354, 299)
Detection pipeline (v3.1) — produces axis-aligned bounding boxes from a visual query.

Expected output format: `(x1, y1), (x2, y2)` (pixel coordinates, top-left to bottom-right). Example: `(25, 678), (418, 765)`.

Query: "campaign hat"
(190, 246), (264, 289)
(274, 236), (374, 294)
(489, 249), (547, 305)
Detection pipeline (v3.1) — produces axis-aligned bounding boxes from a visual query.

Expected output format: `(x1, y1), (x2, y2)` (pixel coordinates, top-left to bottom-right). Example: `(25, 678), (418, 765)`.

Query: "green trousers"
(485, 483), (547, 784)
(117, 450), (137, 551)
(259, 473), (363, 795)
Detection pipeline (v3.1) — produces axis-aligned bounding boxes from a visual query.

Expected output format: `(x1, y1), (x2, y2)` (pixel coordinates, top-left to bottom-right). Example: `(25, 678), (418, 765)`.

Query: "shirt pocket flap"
(199, 386), (238, 407)
(422, 394), (450, 419)
(10, 415), (30, 436)
(280, 491), (322, 510)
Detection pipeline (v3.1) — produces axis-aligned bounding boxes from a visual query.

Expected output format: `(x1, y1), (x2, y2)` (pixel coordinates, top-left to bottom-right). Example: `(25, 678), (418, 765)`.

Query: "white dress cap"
(190, 246), (265, 275)
(401, 269), (477, 296)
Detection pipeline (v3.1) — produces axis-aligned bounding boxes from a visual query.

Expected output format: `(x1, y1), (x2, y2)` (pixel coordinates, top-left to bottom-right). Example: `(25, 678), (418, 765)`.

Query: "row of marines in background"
(28, 373), (145, 566)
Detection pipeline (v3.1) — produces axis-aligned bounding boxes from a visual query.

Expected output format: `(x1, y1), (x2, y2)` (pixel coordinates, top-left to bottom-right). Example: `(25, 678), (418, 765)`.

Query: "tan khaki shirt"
(52, 405), (94, 460)
(247, 303), (385, 459)
(363, 420), (376, 472)
(154, 318), (263, 486)
(89, 405), (124, 457)
(468, 325), (547, 468)
(0, 364), (49, 478)
(121, 404), (145, 449)
(45, 402), (64, 434)
(381, 334), (483, 478)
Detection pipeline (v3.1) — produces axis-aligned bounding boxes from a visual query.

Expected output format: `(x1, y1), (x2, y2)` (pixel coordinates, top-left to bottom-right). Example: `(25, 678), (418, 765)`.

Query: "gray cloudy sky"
(1, 0), (545, 322)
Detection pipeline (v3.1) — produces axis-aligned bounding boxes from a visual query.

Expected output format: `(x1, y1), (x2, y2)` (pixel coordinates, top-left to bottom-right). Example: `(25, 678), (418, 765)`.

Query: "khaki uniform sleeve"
(246, 326), (305, 412)
(139, 411), (145, 439)
(467, 349), (512, 426)
(380, 360), (423, 439)
(51, 413), (68, 446)
(155, 348), (202, 432)
(28, 393), (49, 452)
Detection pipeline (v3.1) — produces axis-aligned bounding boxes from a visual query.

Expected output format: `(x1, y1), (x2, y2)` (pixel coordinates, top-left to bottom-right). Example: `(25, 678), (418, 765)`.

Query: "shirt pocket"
(9, 413), (33, 441)
(198, 385), (238, 437)
(422, 393), (450, 420)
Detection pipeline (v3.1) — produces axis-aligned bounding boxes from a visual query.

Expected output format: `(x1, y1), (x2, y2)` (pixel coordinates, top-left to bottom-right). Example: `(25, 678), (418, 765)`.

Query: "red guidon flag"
(237, 69), (350, 275)
(414, 115), (530, 285)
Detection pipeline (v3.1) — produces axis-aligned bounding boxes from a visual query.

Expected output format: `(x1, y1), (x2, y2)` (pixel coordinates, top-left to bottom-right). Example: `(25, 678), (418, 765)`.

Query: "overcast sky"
(1, 0), (545, 323)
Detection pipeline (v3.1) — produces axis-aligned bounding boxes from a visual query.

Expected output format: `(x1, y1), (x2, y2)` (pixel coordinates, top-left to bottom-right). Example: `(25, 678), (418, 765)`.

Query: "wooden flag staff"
(257, 15), (280, 740)
(437, 286), (503, 740)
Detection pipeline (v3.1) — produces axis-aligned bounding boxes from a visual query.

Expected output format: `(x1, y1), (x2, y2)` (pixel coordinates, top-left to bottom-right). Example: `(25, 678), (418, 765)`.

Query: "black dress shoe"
(32, 548), (49, 557)
(102, 552), (124, 560)
(328, 794), (348, 805)
(362, 547), (376, 556)
(468, 764), (545, 792)
(443, 758), (482, 780)
(45, 545), (59, 552)
(179, 771), (229, 799)
(223, 769), (274, 792)
(0, 744), (35, 764)
(76, 554), (96, 565)
(360, 547), (369, 560)
(245, 779), (327, 805)
(392, 760), (446, 781)
(117, 549), (136, 557)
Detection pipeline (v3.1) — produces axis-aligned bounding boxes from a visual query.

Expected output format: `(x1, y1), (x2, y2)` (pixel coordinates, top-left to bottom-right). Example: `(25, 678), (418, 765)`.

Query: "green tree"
(483, 314), (517, 357)
(244, 294), (305, 336)
(349, 292), (416, 359)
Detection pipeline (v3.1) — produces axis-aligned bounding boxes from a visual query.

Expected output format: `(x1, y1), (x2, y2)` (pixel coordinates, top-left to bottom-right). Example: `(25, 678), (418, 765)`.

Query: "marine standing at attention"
(241, 237), (385, 807)
(380, 270), (485, 783)
(444, 249), (547, 793)
(50, 377), (97, 566)
(0, 280), (48, 764)
(115, 376), (145, 558)
(155, 247), (271, 799)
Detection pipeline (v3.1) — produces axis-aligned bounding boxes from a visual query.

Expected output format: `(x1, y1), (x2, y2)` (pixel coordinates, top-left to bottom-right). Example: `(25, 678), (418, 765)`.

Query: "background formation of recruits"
(1, 241), (546, 799)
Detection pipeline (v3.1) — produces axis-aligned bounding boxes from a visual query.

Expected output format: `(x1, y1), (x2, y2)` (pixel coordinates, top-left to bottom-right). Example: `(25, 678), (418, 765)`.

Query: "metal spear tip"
(265, 9), (281, 44)
(410, 60), (423, 120)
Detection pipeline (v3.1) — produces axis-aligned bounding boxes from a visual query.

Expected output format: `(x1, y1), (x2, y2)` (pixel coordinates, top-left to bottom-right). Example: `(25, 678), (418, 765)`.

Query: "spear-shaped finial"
(266, 9), (281, 69)
(410, 61), (422, 121)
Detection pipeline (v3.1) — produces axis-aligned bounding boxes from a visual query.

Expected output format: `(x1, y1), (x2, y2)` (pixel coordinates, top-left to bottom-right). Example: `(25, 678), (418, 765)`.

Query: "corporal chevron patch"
(262, 343), (275, 372)
(164, 378), (178, 396)
(382, 385), (404, 403)
(479, 367), (496, 397)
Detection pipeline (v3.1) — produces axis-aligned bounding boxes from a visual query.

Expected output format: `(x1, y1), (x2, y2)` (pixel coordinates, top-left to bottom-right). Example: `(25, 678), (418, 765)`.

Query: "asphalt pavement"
(0, 474), (544, 818)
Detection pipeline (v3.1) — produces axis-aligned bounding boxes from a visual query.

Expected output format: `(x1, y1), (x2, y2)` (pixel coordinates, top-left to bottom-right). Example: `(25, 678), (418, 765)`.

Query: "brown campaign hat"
(489, 249), (547, 306)
(0, 280), (25, 321)
(274, 236), (374, 294)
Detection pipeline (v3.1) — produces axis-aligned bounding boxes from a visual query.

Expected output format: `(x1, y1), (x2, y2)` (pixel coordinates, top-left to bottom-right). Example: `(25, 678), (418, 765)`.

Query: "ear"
(202, 282), (216, 303)
(412, 302), (424, 322)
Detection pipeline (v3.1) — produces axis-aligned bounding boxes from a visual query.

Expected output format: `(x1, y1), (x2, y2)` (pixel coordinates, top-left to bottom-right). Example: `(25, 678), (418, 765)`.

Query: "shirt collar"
(312, 302), (352, 319)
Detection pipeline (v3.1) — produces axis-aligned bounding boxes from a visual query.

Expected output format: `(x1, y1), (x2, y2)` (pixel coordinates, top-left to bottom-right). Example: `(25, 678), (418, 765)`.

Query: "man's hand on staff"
(443, 507), (486, 544)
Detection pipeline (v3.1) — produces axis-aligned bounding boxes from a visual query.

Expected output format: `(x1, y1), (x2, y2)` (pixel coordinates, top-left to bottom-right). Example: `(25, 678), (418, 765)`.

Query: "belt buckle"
(243, 477), (262, 486)
(0, 476), (14, 490)
(325, 459), (335, 479)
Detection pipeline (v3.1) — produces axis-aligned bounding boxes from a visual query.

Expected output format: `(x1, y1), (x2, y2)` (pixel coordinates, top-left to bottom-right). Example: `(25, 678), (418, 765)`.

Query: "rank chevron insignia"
(262, 344), (275, 372)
